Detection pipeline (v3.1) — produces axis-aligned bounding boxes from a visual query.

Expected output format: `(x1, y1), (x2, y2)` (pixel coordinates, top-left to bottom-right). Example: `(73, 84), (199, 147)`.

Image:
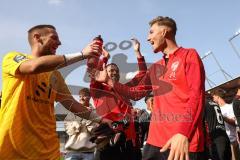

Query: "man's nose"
(57, 40), (61, 46)
(147, 35), (151, 42)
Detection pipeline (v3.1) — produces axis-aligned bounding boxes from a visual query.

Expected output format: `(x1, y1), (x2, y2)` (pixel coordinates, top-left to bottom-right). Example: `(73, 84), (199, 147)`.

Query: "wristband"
(63, 55), (67, 65)
(64, 52), (84, 64)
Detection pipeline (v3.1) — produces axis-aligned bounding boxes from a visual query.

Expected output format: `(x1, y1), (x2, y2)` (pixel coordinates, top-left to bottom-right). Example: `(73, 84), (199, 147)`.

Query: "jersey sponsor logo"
(13, 55), (27, 63)
(214, 106), (224, 125)
(26, 96), (53, 105)
(169, 61), (179, 80)
(26, 82), (53, 105)
(35, 82), (52, 98)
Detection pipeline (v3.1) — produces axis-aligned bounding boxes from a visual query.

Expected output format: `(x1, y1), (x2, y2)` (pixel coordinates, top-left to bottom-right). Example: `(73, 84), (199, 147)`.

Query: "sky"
(0, 0), (240, 109)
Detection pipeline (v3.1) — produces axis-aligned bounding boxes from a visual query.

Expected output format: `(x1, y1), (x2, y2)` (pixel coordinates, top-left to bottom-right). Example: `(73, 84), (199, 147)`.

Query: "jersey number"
(214, 106), (224, 124)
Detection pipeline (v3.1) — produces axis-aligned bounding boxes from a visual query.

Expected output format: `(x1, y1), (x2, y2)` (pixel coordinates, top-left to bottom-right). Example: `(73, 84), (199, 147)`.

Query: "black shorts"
(142, 143), (206, 160)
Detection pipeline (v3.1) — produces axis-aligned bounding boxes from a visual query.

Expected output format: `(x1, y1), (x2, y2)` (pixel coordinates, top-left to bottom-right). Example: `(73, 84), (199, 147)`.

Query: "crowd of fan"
(62, 87), (240, 160)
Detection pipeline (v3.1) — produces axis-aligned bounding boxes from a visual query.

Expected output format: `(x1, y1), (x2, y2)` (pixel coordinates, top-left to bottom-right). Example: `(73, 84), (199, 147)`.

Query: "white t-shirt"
(220, 103), (236, 142)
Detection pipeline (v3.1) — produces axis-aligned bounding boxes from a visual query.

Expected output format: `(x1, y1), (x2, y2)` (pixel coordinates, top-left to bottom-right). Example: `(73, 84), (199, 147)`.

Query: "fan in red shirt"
(89, 39), (147, 160)
(94, 16), (206, 160)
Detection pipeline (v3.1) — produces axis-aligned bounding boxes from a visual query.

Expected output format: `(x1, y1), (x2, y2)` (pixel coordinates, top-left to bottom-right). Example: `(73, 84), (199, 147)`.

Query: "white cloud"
(48, 0), (64, 5)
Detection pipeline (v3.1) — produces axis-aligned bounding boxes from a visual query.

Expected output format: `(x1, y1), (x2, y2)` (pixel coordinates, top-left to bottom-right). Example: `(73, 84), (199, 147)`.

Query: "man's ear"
(162, 28), (171, 38)
(33, 33), (43, 44)
(161, 28), (167, 37)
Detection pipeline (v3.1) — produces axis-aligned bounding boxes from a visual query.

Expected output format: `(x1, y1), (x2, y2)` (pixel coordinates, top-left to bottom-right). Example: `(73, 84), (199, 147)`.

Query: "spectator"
(64, 88), (98, 160)
(212, 89), (240, 160)
(145, 93), (153, 113)
(140, 93), (154, 146)
(233, 88), (240, 127)
(89, 39), (147, 160)
(233, 88), (240, 144)
(131, 108), (143, 158)
(204, 99), (231, 160)
(132, 93), (153, 149)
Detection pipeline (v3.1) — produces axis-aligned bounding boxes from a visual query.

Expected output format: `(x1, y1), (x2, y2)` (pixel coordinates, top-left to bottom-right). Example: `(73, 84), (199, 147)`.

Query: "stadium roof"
(206, 76), (240, 103)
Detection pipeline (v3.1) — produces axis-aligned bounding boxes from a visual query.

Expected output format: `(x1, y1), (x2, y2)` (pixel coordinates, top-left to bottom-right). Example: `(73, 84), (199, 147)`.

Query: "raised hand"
(102, 46), (110, 59)
(131, 38), (140, 52)
(131, 38), (142, 58)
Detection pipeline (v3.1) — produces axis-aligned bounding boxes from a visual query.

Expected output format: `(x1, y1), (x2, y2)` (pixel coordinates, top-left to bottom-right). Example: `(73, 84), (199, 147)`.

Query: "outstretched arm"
(59, 94), (111, 125)
(93, 39), (151, 101)
(50, 70), (109, 124)
(18, 42), (101, 74)
(110, 75), (152, 101)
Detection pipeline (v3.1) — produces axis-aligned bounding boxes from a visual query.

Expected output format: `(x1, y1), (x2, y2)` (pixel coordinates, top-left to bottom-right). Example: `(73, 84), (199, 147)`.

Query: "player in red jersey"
(94, 16), (205, 160)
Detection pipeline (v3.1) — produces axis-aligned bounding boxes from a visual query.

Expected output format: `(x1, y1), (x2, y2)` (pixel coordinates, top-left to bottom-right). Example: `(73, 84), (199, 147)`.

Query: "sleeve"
(177, 49), (205, 139)
(97, 57), (109, 70)
(125, 56), (148, 87)
(64, 112), (76, 121)
(90, 79), (105, 99)
(2, 52), (29, 76)
(51, 71), (72, 103)
(113, 70), (152, 101)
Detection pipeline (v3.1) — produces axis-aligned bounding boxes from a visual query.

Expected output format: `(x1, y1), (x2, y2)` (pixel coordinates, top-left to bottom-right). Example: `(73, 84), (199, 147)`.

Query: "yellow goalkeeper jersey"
(0, 52), (62, 159)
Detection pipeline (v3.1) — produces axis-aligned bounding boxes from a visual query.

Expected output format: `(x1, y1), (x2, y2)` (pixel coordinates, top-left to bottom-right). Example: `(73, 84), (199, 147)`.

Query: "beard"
(153, 38), (166, 53)
(110, 75), (120, 82)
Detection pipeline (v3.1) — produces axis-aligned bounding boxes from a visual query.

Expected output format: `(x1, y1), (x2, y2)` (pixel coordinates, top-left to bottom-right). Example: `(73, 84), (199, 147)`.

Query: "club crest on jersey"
(14, 55), (27, 63)
(169, 61), (179, 80)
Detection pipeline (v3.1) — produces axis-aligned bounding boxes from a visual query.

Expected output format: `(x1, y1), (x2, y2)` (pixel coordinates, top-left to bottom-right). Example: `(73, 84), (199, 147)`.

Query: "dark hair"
(144, 93), (153, 103)
(28, 24), (56, 45)
(79, 88), (90, 97)
(149, 16), (177, 36)
(211, 89), (226, 98)
(106, 63), (119, 70)
(28, 24), (56, 34)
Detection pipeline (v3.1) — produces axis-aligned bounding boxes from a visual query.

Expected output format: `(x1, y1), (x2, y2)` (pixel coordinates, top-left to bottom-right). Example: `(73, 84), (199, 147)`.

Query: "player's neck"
(163, 40), (178, 58)
(31, 47), (43, 58)
(218, 100), (226, 107)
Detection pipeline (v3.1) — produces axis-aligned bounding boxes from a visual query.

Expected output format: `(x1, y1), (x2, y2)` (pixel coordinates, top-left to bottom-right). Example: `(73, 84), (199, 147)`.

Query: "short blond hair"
(149, 16), (177, 36)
